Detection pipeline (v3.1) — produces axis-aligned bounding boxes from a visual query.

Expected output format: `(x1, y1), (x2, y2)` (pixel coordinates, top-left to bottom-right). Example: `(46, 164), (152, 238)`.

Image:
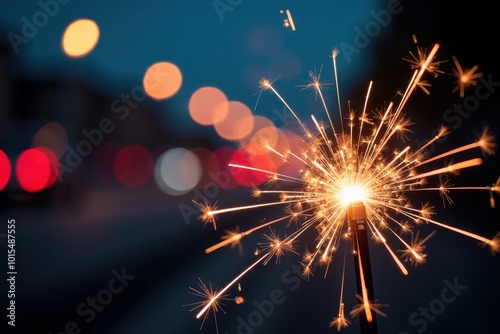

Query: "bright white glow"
(340, 185), (367, 205)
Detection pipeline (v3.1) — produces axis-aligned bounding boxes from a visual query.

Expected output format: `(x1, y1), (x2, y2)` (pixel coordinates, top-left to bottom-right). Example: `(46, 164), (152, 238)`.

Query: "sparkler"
(188, 43), (500, 332)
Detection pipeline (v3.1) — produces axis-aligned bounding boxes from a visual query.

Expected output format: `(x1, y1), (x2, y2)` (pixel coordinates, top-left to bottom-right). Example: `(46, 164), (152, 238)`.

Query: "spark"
(349, 294), (388, 319)
(490, 175), (500, 208)
(330, 302), (351, 331)
(414, 127), (495, 167)
(451, 55), (483, 98)
(398, 230), (437, 266)
(194, 254), (269, 322)
(234, 295), (245, 305)
(258, 228), (297, 264)
(186, 278), (230, 334)
(208, 227), (243, 254)
(484, 231), (500, 255)
(401, 43), (446, 95)
(205, 215), (294, 254)
(403, 45), (447, 78)
(280, 9), (296, 31)
(415, 80), (432, 95)
(194, 200), (218, 230)
(189, 43), (499, 331)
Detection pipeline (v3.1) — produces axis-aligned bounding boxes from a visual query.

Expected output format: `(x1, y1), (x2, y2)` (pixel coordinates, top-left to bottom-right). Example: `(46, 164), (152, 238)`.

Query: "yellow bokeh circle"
(62, 19), (100, 58)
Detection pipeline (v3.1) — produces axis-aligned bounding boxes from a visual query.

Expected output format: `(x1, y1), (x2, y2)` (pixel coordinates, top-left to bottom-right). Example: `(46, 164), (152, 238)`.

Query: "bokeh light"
(279, 130), (306, 175)
(16, 148), (58, 192)
(143, 62), (183, 100)
(238, 117), (288, 174)
(247, 150), (276, 185)
(37, 147), (60, 189)
(214, 101), (254, 140)
(0, 149), (11, 191)
(230, 146), (275, 187)
(155, 147), (202, 195)
(249, 125), (288, 171)
(62, 19), (100, 58)
(188, 87), (229, 126)
(32, 122), (68, 158)
(113, 145), (154, 188)
(238, 115), (274, 149)
(248, 125), (280, 154)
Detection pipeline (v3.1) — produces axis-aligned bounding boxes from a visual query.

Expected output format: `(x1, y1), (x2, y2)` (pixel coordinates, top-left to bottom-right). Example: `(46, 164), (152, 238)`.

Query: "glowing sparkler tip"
(331, 47), (340, 59)
(251, 187), (262, 198)
(451, 55), (483, 98)
(485, 232), (500, 255)
(302, 265), (313, 279)
(477, 127), (496, 156)
(329, 302), (351, 331)
(259, 78), (271, 88)
(186, 278), (230, 331)
(437, 125), (450, 138)
(494, 176), (500, 191)
(340, 185), (368, 206)
(194, 200), (219, 230)
(399, 230), (436, 266)
(403, 43), (446, 80)
(350, 294), (388, 320)
(259, 229), (296, 264)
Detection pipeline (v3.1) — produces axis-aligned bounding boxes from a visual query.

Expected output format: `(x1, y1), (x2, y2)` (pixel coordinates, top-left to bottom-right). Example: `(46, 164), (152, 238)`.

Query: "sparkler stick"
(348, 201), (378, 333)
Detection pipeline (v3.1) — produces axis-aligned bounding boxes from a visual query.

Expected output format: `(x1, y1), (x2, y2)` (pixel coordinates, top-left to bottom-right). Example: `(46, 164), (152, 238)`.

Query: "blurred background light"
(188, 86), (229, 126)
(154, 147), (201, 195)
(143, 62), (183, 100)
(279, 130), (306, 176)
(238, 115), (274, 149)
(62, 18), (100, 58)
(229, 145), (275, 187)
(214, 101), (254, 140)
(250, 125), (288, 170)
(0, 149), (11, 191)
(16, 147), (58, 192)
(113, 144), (154, 188)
